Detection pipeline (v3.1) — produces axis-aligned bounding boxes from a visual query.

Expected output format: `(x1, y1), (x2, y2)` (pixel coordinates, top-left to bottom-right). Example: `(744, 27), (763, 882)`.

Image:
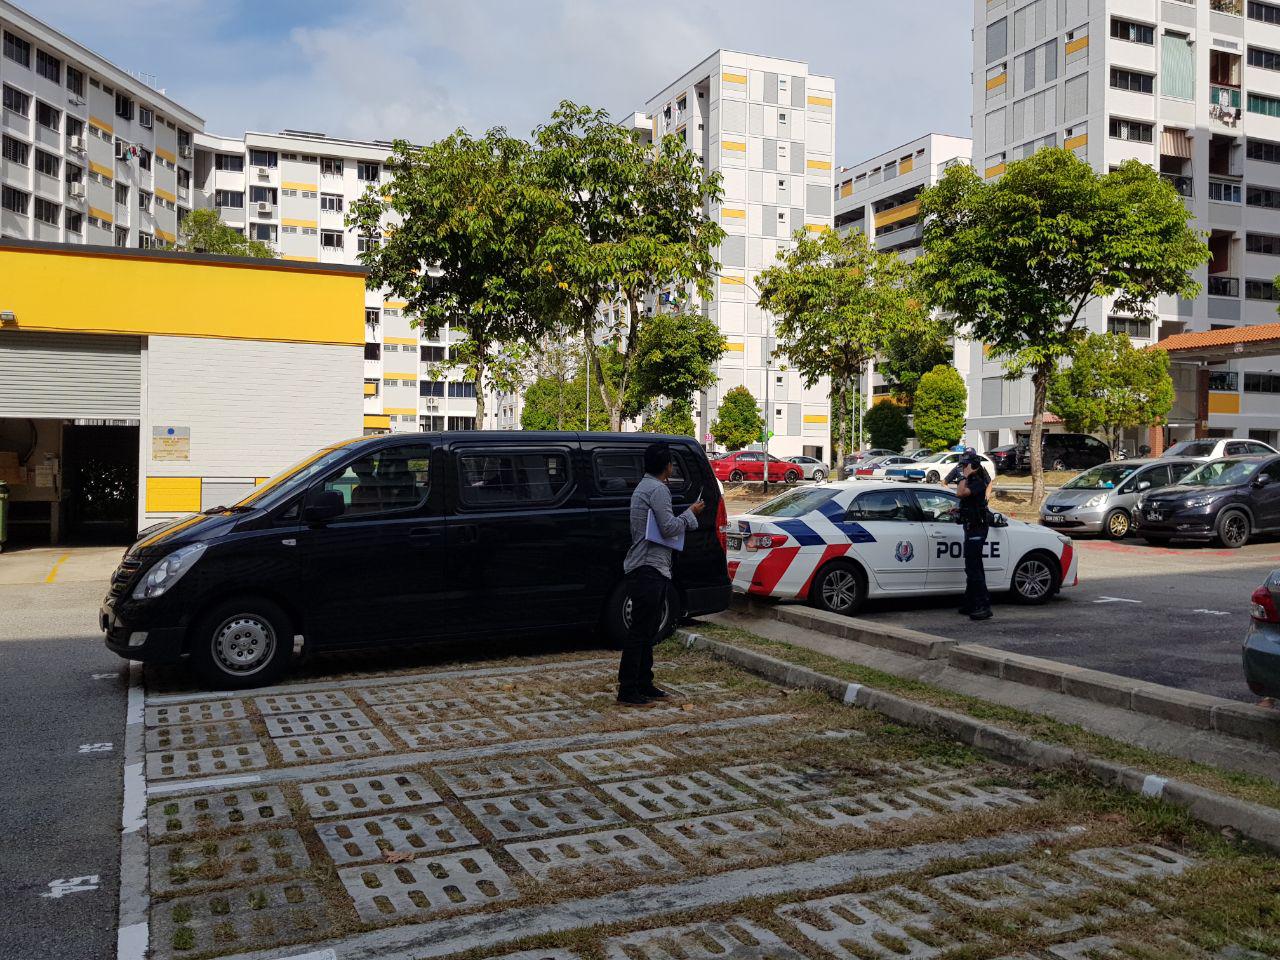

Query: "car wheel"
(602, 579), (678, 650)
(1051, 458), (1068, 471)
(1009, 552), (1059, 604)
(1215, 509), (1250, 549)
(784, 470), (800, 484)
(926, 471), (940, 484)
(812, 469), (826, 482)
(192, 598), (293, 689)
(809, 561), (866, 617)
(1103, 509), (1131, 540)
(728, 469), (744, 482)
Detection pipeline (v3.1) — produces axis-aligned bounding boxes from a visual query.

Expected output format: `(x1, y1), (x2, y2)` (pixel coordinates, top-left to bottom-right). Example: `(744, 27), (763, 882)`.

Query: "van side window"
(459, 451), (570, 506)
(320, 445), (431, 517)
(592, 449), (690, 494)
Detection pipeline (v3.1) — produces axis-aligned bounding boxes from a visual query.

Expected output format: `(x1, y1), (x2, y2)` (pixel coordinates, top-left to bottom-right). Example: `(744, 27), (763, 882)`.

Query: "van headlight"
(133, 543), (207, 599)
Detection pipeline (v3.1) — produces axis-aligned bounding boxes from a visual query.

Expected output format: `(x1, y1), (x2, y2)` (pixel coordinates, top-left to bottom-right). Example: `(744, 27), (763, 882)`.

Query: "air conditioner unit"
(255, 166), (269, 179)
(179, 144), (193, 159)
(256, 201), (271, 214)
(67, 95), (85, 107)
(69, 182), (85, 199)
(68, 135), (85, 153)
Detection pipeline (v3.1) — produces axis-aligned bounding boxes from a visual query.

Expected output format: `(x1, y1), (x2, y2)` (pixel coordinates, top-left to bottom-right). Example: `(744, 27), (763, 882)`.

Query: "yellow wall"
(1208, 392), (1241, 415)
(0, 245), (366, 346)
(145, 477), (201, 513)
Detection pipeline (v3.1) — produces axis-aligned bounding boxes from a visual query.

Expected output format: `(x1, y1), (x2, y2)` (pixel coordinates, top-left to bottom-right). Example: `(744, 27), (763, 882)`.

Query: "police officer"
(956, 451), (993, 621)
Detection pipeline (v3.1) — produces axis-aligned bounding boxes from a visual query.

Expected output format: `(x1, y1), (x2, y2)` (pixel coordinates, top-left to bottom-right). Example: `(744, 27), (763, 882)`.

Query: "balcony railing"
(1208, 275), (1240, 297)
(1211, 0), (1243, 14)
(1162, 173), (1193, 197)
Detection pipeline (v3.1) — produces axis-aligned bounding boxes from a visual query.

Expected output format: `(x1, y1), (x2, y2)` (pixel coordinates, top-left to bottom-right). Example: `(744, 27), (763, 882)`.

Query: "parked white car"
(851, 455), (917, 479)
(726, 481), (1078, 615)
(884, 450), (997, 485)
(1162, 438), (1278, 462)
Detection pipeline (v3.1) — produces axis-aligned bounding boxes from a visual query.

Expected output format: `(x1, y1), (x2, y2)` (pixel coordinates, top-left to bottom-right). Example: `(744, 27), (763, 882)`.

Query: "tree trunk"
(831, 380), (847, 471)
(1029, 363), (1050, 507)
(473, 356), (487, 428)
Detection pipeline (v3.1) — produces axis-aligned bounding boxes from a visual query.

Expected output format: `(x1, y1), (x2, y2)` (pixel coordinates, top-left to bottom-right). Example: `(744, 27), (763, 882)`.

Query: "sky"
(33, 0), (974, 165)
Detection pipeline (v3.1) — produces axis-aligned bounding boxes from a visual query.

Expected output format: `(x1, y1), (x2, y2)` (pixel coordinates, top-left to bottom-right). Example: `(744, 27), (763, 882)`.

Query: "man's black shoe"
(969, 609), (993, 621)
(616, 693), (655, 707)
(957, 607), (971, 615)
(642, 686), (671, 700)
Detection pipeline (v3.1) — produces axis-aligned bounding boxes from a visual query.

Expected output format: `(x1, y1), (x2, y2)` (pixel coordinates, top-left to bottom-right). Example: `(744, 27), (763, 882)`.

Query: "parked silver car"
(785, 455), (829, 482)
(1040, 458), (1199, 539)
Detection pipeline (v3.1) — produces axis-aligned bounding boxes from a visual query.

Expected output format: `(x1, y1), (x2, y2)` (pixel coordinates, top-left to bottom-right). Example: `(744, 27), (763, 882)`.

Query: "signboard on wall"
(152, 426), (190, 461)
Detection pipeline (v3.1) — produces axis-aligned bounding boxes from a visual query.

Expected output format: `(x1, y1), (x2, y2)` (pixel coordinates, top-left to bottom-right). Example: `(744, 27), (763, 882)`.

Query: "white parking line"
(1193, 609), (1232, 616)
(1093, 596), (1143, 604)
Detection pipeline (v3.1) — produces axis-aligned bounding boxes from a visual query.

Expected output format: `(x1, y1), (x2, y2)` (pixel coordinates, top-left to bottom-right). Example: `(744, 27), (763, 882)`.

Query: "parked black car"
(1018, 433), (1112, 471)
(102, 432), (731, 688)
(987, 444), (1023, 474)
(1133, 455), (1280, 548)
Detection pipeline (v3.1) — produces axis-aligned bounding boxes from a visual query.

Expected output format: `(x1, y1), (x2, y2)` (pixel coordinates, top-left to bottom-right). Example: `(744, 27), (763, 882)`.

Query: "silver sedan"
(785, 456), (830, 482)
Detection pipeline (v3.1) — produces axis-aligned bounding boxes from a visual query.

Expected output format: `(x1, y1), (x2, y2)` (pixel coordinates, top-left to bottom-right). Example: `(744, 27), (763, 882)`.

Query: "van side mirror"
(304, 489), (345, 523)
(1137, 480), (1151, 491)
(1254, 473), (1272, 488)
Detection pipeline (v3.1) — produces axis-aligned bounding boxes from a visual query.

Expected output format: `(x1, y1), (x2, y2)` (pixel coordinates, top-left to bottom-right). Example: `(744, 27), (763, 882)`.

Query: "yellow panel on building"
(803, 414), (830, 425)
(145, 477), (201, 513)
(1208, 392), (1241, 415)
(364, 414), (391, 429)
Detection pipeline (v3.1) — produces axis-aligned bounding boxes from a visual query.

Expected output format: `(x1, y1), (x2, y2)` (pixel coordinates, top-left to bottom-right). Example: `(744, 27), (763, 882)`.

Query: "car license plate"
(727, 535), (743, 551)
(1043, 515), (1065, 524)
(1146, 510), (1163, 521)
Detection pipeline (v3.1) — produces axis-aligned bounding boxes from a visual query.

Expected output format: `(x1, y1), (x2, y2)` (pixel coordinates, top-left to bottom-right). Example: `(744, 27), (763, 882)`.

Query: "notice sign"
(152, 426), (190, 461)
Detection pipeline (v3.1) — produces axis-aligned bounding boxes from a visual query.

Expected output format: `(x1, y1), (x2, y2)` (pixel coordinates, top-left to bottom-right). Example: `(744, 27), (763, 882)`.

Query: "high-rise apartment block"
(833, 133), (973, 409)
(638, 51), (837, 458)
(972, 0), (1280, 451)
(0, 1), (201, 249)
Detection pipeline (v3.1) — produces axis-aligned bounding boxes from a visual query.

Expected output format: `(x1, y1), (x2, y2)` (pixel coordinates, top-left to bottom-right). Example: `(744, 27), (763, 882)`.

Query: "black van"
(101, 432), (731, 688)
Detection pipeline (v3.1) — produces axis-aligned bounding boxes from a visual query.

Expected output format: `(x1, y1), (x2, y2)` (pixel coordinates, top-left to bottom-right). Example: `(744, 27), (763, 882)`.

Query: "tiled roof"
(1023, 413), (1064, 425)
(1152, 322), (1280, 352)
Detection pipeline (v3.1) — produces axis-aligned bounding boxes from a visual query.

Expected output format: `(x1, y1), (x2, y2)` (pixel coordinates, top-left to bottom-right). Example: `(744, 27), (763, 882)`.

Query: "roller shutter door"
(0, 331), (141, 419)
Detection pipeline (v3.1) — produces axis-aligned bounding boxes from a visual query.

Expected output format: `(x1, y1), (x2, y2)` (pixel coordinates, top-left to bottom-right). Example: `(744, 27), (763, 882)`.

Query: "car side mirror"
(1137, 480), (1151, 491)
(1254, 473), (1272, 488)
(303, 489), (345, 523)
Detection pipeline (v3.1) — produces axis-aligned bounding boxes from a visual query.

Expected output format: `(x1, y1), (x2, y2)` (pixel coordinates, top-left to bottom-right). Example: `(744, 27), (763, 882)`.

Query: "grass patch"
(682, 622), (1280, 812)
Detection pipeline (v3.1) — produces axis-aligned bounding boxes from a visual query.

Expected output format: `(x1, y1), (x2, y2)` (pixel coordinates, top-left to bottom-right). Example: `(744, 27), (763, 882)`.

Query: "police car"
(726, 480), (1078, 616)
(884, 450), (997, 484)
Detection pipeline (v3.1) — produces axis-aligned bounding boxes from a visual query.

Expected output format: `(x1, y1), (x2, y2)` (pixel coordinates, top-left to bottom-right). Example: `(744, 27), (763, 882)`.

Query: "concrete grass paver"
(128, 646), (1280, 960)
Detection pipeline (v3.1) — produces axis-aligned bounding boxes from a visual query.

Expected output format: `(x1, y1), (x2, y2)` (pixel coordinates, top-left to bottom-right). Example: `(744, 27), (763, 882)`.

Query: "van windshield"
(752, 487), (840, 518)
(232, 441), (367, 512)
(1063, 464), (1137, 490)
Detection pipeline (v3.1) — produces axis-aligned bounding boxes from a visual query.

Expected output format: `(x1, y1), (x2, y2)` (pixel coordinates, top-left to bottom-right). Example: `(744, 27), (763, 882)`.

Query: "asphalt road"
(855, 536), (1280, 702)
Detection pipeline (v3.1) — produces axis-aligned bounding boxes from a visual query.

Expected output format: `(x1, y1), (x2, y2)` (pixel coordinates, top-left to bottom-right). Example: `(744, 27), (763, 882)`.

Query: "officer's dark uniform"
(957, 458), (992, 620)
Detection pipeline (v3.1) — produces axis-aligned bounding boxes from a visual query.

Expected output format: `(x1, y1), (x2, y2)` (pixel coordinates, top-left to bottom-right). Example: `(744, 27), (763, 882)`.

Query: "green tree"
(348, 128), (563, 425)
(628, 309), (725, 413)
(534, 102), (725, 430)
(1047, 331), (1174, 452)
(521, 370), (589, 431)
(877, 312), (954, 398)
(710, 385), (763, 452)
(643, 400), (696, 437)
(756, 230), (927, 467)
(863, 398), (911, 453)
(917, 148), (1208, 504)
(177, 208), (273, 258)
(913, 364), (967, 451)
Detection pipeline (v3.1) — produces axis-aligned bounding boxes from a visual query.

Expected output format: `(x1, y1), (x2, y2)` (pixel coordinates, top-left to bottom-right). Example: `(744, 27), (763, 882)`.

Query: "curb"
(676, 628), (1280, 853)
(729, 595), (1280, 748)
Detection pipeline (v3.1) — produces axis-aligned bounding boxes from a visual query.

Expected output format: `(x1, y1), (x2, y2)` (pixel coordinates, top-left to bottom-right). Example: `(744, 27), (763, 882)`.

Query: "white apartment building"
(833, 133), (974, 421)
(193, 129), (478, 437)
(972, 0), (1280, 452)
(0, 0), (201, 249)
(637, 50), (837, 459)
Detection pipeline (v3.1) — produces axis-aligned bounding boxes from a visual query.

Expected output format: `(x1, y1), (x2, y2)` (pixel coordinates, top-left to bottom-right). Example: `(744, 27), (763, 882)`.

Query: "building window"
(1245, 372), (1280, 393)
(1247, 233), (1280, 255)
(321, 157), (343, 176)
(420, 380), (445, 397)
(137, 232), (155, 249)
(1248, 92), (1280, 117)
(1209, 371), (1240, 392)
(421, 345), (446, 362)
(1250, 46), (1280, 72)
(2, 135), (28, 166)
(1110, 68), (1154, 94)
(1250, 0), (1280, 25)
(1111, 18), (1154, 45)
(1, 185), (28, 214)
(320, 229), (344, 249)
(251, 223), (276, 242)
(115, 183), (129, 206)
(34, 148), (58, 177)
(249, 186), (276, 204)
(358, 161), (380, 181)
(320, 193), (343, 212)
(448, 417), (477, 431)
(357, 231), (380, 253)
(35, 49), (60, 82)
(138, 190), (151, 212)
(1108, 117), (1153, 143)
(1247, 278), (1280, 300)
(34, 100), (59, 131)
(65, 65), (84, 97)
(1248, 185), (1280, 208)
(215, 153), (244, 172)
(65, 116), (83, 140)
(3, 31), (30, 68)
(365, 308), (380, 326)
(249, 149), (277, 168)
(33, 196), (58, 225)
(1107, 316), (1153, 338)
(64, 209), (82, 232)
(177, 167), (190, 189)
(114, 92), (134, 120)
(1247, 138), (1280, 163)
(364, 342), (381, 360)
(65, 162), (82, 184)
(138, 107), (153, 129)
(448, 382), (477, 398)
(114, 226), (128, 247)
(3, 85), (30, 117)
(1210, 180), (1243, 203)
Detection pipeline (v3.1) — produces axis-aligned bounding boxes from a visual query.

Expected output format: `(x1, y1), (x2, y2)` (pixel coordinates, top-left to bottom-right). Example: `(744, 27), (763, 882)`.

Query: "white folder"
(645, 509), (686, 550)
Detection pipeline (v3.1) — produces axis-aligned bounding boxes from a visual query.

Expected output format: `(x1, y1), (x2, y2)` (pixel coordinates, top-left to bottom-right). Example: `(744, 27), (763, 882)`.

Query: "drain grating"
(599, 772), (755, 820)
(262, 708), (374, 738)
(463, 787), (624, 840)
(337, 849), (516, 924)
(145, 742), (269, 781)
(272, 729), (396, 763)
(393, 718), (512, 750)
(144, 719), (259, 752)
(299, 773), (441, 819)
(150, 829), (310, 895)
(435, 756), (572, 798)
(254, 690), (357, 715)
(603, 918), (807, 960)
(150, 879), (331, 960)
(557, 744), (677, 782)
(316, 807), (479, 865)
(147, 785), (290, 839)
(505, 827), (680, 881)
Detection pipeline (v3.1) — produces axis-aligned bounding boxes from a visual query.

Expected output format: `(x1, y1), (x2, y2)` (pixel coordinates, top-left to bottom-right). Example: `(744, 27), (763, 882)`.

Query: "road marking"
(1093, 596), (1142, 604)
(1193, 609), (1232, 616)
(117, 922), (147, 960)
(91, 672), (116, 680)
(78, 742), (113, 754)
(1141, 775), (1168, 799)
(43, 552), (71, 584)
(39, 875), (99, 899)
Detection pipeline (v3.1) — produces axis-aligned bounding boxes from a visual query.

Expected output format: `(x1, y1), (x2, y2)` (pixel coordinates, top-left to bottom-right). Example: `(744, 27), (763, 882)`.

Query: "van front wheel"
(602, 579), (678, 650)
(191, 598), (293, 689)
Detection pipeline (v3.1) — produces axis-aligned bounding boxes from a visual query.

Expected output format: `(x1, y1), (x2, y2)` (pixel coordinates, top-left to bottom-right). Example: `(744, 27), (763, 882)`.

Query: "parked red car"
(712, 451), (801, 483)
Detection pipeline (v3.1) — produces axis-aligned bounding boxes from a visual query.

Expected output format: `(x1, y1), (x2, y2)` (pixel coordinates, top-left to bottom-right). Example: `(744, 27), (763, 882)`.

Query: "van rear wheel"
(191, 598), (293, 689)
(602, 579), (679, 650)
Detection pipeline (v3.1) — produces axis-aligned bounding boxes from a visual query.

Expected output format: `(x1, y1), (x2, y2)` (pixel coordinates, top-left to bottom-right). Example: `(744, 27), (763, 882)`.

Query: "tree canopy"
(177, 209), (273, 258)
(863, 398), (911, 453)
(917, 148), (1208, 504)
(1047, 332), (1174, 451)
(913, 365), (967, 451)
(643, 400), (696, 437)
(876, 313), (954, 398)
(710, 385), (763, 452)
(756, 229), (926, 466)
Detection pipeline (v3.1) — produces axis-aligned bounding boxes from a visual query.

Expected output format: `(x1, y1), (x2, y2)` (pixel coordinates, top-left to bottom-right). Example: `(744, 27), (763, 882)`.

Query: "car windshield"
(1063, 464), (1138, 490)
(231, 442), (366, 511)
(917, 452), (950, 464)
(751, 487), (840, 518)
(1180, 458), (1260, 487)
(1165, 440), (1217, 458)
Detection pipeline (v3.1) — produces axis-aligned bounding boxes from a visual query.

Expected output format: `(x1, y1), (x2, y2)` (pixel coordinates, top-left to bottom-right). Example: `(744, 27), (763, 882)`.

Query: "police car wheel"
(1103, 509), (1131, 540)
(602, 580), (678, 650)
(1010, 552), (1059, 604)
(192, 597), (293, 689)
(810, 561), (866, 617)
(926, 471), (940, 484)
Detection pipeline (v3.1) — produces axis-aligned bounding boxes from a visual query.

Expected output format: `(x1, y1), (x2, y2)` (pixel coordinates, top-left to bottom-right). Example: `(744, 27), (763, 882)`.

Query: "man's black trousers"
(618, 565), (666, 697)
